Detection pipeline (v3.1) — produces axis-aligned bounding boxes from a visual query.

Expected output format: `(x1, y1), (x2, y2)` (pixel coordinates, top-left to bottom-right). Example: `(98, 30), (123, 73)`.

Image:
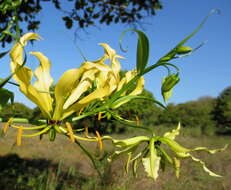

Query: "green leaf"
(157, 145), (173, 164)
(158, 9), (219, 63)
(0, 88), (14, 110)
(110, 95), (166, 109)
(120, 29), (149, 73)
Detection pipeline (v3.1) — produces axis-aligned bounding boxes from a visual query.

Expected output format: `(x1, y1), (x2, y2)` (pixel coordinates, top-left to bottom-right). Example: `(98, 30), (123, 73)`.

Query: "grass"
(0, 122), (231, 190)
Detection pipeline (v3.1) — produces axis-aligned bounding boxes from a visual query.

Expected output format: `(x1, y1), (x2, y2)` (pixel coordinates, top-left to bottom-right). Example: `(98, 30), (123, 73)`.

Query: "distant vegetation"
(1, 86), (230, 135)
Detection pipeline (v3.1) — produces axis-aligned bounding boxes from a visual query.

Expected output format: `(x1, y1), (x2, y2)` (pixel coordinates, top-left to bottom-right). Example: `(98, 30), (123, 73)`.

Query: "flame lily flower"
(9, 32), (144, 141)
(109, 123), (227, 181)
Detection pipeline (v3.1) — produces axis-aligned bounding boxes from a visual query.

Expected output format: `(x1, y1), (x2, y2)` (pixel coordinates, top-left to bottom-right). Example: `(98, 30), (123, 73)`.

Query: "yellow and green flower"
(7, 32), (144, 142)
(109, 123), (227, 181)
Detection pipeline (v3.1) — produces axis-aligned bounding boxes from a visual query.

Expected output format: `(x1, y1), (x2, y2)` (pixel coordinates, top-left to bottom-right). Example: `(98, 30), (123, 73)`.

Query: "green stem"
(11, 124), (46, 130)
(72, 106), (107, 122)
(73, 138), (103, 180)
(109, 110), (154, 134)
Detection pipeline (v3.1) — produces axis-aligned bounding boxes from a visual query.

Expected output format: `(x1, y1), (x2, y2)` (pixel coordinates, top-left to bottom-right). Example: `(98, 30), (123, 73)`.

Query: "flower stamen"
(16, 126), (23, 146)
(95, 130), (103, 152)
(66, 122), (75, 143)
(2, 118), (13, 134)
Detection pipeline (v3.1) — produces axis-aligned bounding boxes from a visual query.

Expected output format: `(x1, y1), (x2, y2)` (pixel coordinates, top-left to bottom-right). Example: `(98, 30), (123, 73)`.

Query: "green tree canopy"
(118, 89), (162, 126)
(157, 96), (216, 130)
(213, 86), (231, 134)
(0, 0), (162, 47)
(0, 102), (32, 121)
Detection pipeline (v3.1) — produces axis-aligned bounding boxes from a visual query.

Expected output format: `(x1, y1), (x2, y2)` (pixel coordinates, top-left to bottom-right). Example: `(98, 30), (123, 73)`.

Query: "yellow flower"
(9, 32), (144, 139)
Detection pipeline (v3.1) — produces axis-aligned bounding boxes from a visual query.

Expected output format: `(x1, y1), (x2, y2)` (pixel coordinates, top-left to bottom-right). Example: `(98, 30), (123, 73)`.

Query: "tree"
(0, 102), (32, 121)
(118, 89), (161, 126)
(30, 106), (45, 124)
(156, 103), (180, 127)
(156, 96), (216, 132)
(0, 0), (162, 47)
(213, 86), (231, 134)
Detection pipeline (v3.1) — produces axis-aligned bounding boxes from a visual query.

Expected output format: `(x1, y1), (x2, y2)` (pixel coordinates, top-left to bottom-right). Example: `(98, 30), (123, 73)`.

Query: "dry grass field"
(0, 123), (231, 190)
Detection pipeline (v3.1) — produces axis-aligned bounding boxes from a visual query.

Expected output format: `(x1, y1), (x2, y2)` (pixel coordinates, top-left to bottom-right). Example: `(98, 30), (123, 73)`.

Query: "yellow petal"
(10, 33), (52, 118)
(30, 52), (53, 92)
(129, 76), (144, 96)
(63, 69), (97, 109)
(82, 61), (111, 71)
(10, 33), (41, 66)
(190, 155), (222, 177)
(173, 157), (181, 178)
(142, 139), (161, 181)
(164, 123), (181, 140)
(53, 68), (83, 120)
(11, 64), (52, 118)
(98, 43), (116, 60)
(61, 85), (111, 120)
(30, 51), (54, 114)
(98, 43), (124, 79)
(112, 136), (150, 148)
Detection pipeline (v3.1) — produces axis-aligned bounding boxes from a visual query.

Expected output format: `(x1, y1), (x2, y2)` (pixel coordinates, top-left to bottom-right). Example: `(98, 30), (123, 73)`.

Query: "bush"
(212, 86), (231, 135)
(0, 102), (32, 121)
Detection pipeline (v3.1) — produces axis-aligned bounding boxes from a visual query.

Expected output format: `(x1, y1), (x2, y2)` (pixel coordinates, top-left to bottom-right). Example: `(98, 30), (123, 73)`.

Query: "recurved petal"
(19, 32), (41, 46)
(98, 43), (116, 60)
(30, 52), (53, 92)
(12, 63), (52, 118)
(82, 61), (111, 71)
(10, 33), (41, 65)
(164, 123), (181, 140)
(30, 51), (54, 114)
(98, 43), (124, 79)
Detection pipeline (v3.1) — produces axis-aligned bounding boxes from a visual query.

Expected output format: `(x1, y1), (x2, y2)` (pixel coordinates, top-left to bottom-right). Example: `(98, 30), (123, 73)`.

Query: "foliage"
(0, 0), (162, 47)
(118, 89), (161, 126)
(0, 9), (226, 183)
(0, 88), (14, 111)
(157, 97), (216, 133)
(213, 86), (231, 134)
(0, 102), (32, 121)
(156, 103), (180, 127)
(30, 106), (45, 123)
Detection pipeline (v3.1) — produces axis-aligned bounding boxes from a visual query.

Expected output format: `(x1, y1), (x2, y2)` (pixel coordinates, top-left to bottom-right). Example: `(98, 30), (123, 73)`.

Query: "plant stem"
(73, 137), (103, 180)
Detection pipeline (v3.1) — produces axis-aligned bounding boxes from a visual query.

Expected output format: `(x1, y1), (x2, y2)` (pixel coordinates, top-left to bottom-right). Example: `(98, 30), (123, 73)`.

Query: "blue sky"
(2, 0), (231, 108)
